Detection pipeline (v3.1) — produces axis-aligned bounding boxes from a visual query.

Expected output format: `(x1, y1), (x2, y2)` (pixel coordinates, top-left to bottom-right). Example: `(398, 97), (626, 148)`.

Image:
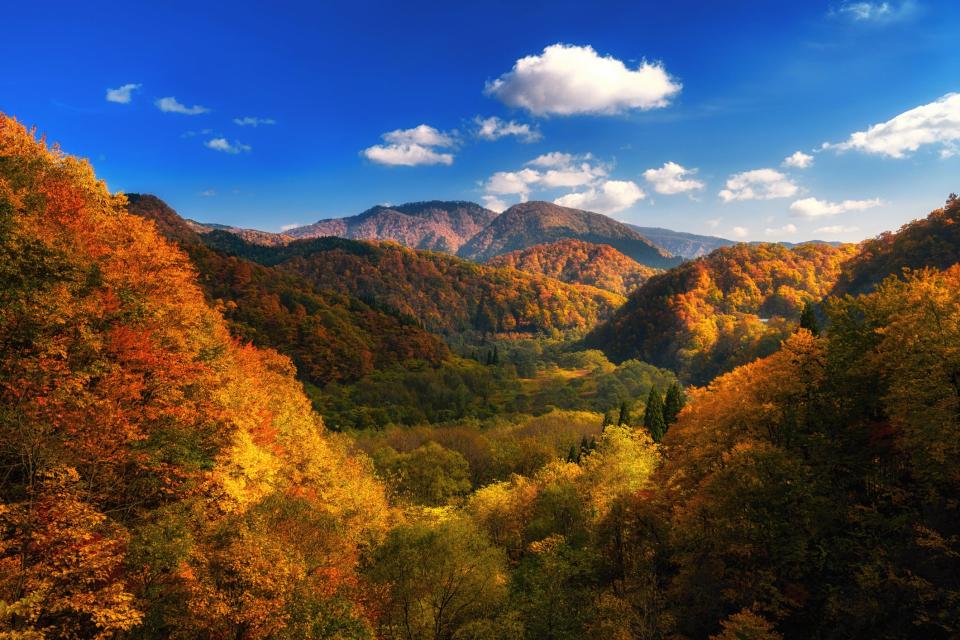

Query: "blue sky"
(2, 0), (958, 241)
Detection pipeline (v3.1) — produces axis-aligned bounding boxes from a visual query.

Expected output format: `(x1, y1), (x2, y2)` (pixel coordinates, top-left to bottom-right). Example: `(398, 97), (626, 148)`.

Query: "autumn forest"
(2, 105), (960, 640)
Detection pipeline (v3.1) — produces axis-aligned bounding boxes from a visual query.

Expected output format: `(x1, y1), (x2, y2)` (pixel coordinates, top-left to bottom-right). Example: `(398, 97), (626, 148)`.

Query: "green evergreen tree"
(664, 383), (686, 426)
(567, 445), (578, 463)
(643, 387), (667, 443)
(617, 401), (630, 426)
(491, 345), (500, 365)
(602, 409), (615, 428)
(799, 300), (820, 336)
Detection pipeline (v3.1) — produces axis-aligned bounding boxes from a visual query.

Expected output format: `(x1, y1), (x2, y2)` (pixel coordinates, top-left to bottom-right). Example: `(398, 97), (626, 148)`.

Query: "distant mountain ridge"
(831, 194), (960, 296)
(285, 200), (498, 252)
(125, 194), (449, 387)
(626, 225), (734, 259)
(459, 201), (682, 269)
(487, 239), (657, 295)
(586, 241), (858, 384)
(201, 231), (625, 337)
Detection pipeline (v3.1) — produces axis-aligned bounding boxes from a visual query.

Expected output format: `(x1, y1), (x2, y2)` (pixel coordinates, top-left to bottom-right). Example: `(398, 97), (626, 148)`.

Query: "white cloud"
(199, 189), (216, 197)
(527, 152), (577, 168)
(782, 151), (814, 169)
(554, 180), (645, 214)
(540, 162), (607, 188)
(205, 138), (251, 154)
(765, 223), (798, 236)
(383, 124), (455, 147)
(825, 93), (960, 158)
(815, 224), (860, 234)
(280, 223), (301, 232)
(719, 168), (799, 202)
(483, 154), (607, 200)
(834, 1), (916, 22)
(363, 143), (453, 166)
(362, 125), (456, 166)
(705, 217), (722, 229)
(731, 226), (749, 238)
(485, 43), (681, 116)
(156, 96), (210, 115)
(789, 197), (882, 218)
(234, 116), (276, 126)
(642, 161), (705, 194)
(106, 83), (141, 104)
(475, 116), (541, 142)
(482, 195), (509, 213)
(484, 168), (541, 198)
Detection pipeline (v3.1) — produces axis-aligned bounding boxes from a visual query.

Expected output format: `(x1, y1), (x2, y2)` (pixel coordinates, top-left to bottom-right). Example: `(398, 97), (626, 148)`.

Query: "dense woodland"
(587, 241), (859, 384)
(2, 115), (959, 640)
(487, 239), (657, 295)
(197, 231), (624, 337)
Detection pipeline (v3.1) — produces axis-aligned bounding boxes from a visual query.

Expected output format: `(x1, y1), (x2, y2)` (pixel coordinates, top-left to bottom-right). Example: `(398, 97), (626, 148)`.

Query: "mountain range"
(286, 200), (499, 253)
(626, 224), (735, 258)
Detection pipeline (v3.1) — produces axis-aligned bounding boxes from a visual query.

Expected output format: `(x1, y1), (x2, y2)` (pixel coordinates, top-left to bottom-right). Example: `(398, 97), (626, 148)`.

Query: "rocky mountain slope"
(286, 200), (499, 252)
(458, 200), (681, 269)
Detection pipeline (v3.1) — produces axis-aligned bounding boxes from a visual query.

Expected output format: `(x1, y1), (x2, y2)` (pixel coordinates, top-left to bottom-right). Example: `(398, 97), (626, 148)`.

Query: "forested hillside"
(126, 194), (449, 387)
(286, 201), (499, 252)
(487, 238), (657, 295)
(3, 114), (959, 640)
(458, 200), (681, 269)
(587, 241), (858, 383)
(831, 193), (960, 295)
(0, 115), (389, 638)
(202, 231), (625, 337)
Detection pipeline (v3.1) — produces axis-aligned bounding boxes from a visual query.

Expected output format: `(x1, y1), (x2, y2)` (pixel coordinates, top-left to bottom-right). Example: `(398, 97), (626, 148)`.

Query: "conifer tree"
(618, 401), (630, 426)
(644, 387), (667, 443)
(664, 383), (686, 426)
(799, 300), (819, 336)
(602, 409), (615, 429)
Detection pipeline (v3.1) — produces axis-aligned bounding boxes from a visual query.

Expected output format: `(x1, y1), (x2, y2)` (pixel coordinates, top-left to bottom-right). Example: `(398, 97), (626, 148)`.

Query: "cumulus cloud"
(156, 96), (210, 115)
(106, 83), (141, 104)
(731, 226), (750, 238)
(234, 116), (276, 126)
(553, 180), (645, 214)
(789, 197), (882, 218)
(280, 223), (302, 232)
(363, 144), (453, 166)
(475, 116), (541, 142)
(815, 224), (860, 234)
(765, 223), (798, 236)
(782, 151), (814, 169)
(482, 195), (509, 213)
(484, 168), (542, 199)
(199, 189), (216, 197)
(643, 161), (705, 195)
(485, 43), (681, 116)
(705, 217), (722, 229)
(383, 124), (456, 147)
(719, 168), (799, 202)
(824, 92), (960, 158)
(205, 138), (251, 154)
(527, 152), (578, 168)
(483, 154), (607, 200)
(362, 124), (456, 166)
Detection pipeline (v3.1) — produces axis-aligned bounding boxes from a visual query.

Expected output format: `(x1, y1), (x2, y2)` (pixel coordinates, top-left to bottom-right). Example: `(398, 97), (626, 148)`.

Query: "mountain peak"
(286, 200), (497, 252)
(459, 200), (680, 269)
